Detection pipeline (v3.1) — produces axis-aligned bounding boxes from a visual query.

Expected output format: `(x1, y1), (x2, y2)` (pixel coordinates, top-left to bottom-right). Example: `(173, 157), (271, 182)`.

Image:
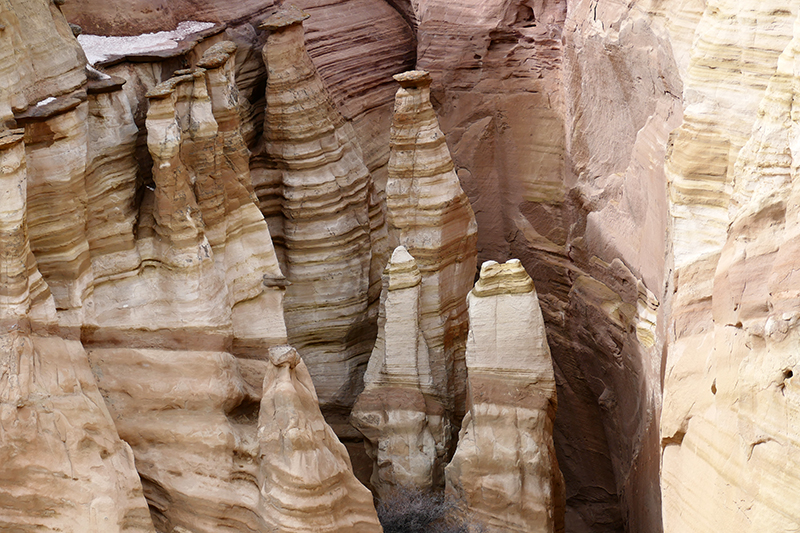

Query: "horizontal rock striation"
(0, 124), (154, 533)
(661, 4), (800, 531)
(386, 69), (478, 425)
(258, 5), (388, 420)
(351, 246), (447, 496)
(258, 345), (382, 532)
(446, 259), (564, 533)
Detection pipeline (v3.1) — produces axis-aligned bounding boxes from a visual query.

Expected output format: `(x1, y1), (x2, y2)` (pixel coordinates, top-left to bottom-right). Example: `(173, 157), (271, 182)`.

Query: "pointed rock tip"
(386, 246), (421, 290)
(267, 345), (301, 368)
(390, 245), (415, 265)
(260, 4), (310, 30)
(472, 259), (534, 297)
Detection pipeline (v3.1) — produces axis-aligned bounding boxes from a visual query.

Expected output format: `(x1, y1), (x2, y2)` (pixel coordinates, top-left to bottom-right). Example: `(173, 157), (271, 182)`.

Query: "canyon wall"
(7, 0), (800, 532)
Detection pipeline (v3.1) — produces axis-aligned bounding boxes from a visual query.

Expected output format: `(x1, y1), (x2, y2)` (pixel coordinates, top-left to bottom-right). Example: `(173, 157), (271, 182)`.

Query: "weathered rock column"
(386, 70), (478, 422)
(445, 259), (564, 533)
(258, 345), (382, 533)
(351, 246), (448, 496)
(197, 42), (288, 353)
(259, 5), (388, 419)
(16, 93), (92, 330)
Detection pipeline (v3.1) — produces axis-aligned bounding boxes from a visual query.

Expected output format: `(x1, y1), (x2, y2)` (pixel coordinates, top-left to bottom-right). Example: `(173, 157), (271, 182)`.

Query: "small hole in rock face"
(784, 369), (794, 380)
(711, 380), (717, 395)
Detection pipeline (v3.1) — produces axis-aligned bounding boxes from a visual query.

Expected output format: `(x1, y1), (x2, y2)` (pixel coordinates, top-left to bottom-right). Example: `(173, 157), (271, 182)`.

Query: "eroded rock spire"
(445, 259), (565, 533)
(386, 69), (478, 426)
(259, 5), (389, 421)
(351, 246), (447, 496)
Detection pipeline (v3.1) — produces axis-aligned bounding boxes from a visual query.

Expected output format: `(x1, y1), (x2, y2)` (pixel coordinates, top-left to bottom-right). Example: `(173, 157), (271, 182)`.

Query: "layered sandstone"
(258, 345), (382, 532)
(0, 128), (154, 532)
(83, 52), (294, 531)
(351, 246), (446, 496)
(660, 4), (800, 531)
(386, 69), (478, 422)
(445, 259), (564, 533)
(257, 5), (388, 418)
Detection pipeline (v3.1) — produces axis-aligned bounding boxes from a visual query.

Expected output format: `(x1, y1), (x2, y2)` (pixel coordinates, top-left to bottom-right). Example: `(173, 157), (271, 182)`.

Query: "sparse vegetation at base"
(376, 486), (484, 533)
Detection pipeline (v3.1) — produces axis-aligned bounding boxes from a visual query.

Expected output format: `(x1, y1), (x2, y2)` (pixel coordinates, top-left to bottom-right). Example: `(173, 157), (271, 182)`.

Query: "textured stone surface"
(0, 127), (154, 533)
(446, 259), (564, 533)
(351, 246), (447, 496)
(258, 345), (382, 532)
(660, 3), (800, 531)
(386, 69), (478, 423)
(257, 6), (388, 420)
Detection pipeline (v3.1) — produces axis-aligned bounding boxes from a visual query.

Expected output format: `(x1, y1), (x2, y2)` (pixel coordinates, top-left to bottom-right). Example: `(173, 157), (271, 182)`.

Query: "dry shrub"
(376, 486), (483, 533)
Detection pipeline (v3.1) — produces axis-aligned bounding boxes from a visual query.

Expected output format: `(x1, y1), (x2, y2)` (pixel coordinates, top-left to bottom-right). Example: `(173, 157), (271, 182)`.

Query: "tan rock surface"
(351, 246), (446, 496)
(445, 259), (564, 533)
(258, 345), (382, 532)
(258, 5), (388, 418)
(386, 69), (478, 421)
(660, 5), (800, 531)
(0, 128), (154, 533)
(83, 52), (296, 531)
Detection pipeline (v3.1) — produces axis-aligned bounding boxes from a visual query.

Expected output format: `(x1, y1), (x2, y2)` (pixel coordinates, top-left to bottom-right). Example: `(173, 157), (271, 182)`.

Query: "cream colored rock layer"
(661, 5), (800, 530)
(351, 246), (447, 496)
(386, 69), (478, 421)
(0, 127), (154, 533)
(258, 345), (382, 532)
(258, 5), (388, 415)
(446, 259), (564, 533)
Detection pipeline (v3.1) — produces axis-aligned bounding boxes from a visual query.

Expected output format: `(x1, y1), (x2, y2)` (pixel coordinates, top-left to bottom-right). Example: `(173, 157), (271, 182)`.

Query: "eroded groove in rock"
(0, 126), (154, 533)
(386, 69), (478, 422)
(445, 259), (565, 533)
(258, 5), (389, 418)
(351, 246), (447, 496)
(661, 5), (800, 530)
(258, 345), (382, 533)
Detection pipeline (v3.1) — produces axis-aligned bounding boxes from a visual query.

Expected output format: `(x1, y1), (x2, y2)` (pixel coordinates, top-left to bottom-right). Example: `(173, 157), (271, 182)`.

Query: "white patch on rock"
(77, 21), (216, 65)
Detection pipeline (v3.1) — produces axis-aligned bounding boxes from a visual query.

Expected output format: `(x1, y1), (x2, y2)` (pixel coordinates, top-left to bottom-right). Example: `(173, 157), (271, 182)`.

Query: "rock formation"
(85, 47), (293, 531)
(0, 127), (154, 532)
(257, 5), (388, 421)
(13, 0), (800, 531)
(386, 69), (478, 422)
(258, 345), (382, 532)
(660, 4), (800, 531)
(445, 259), (564, 533)
(351, 246), (446, 496)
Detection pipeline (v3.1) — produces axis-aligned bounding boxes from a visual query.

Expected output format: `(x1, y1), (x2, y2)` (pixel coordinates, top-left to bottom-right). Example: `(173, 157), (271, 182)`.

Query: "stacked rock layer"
(258, 345), (382, 532)
(386, 69), (478, 425)
(351, 246), (446, 496)
(257, 5), (389, 421)
(446, 259), (564, 533)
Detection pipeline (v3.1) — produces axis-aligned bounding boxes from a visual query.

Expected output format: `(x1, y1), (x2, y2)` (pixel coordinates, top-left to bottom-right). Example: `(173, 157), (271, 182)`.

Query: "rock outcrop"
(258, 345), (382, 532)
(257, 5), (388, 420)
(660, 4), (800, 531)
(351, 246), (446, 496)
(84, 46), (293, 531)
(0, 127), (154, 532)
(445, 259), (564, 533)
(386, 70), (478, 422)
